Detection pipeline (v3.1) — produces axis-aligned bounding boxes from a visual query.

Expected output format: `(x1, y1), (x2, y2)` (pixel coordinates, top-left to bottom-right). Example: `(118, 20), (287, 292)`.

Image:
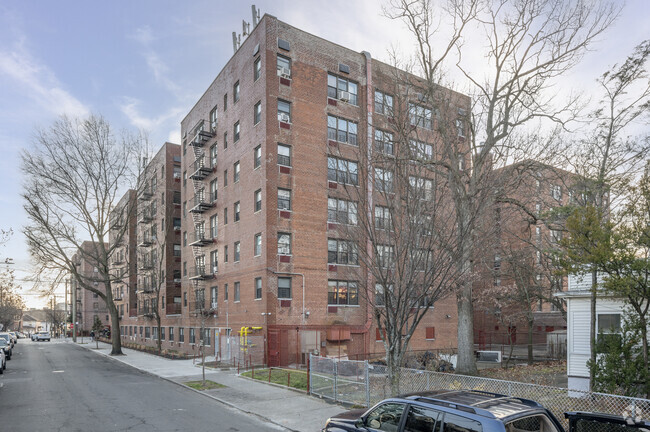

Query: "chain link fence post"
(333, 360), (338, 403)
(365, 360), (370, 407)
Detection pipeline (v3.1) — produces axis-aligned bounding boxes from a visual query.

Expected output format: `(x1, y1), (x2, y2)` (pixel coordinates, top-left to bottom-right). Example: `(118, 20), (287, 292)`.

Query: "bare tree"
(21, 115), (144, 355)
(387, 0), (619, 374)
(562, 39), (650, 390)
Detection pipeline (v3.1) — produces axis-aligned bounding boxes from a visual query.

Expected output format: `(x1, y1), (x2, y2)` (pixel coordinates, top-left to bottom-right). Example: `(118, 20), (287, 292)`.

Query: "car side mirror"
(355, 418), (366, 429)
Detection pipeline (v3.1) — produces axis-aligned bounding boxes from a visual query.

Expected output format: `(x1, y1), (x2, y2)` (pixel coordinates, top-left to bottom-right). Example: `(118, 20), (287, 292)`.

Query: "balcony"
(139, 306), (155, 318)
(188, 231), (213, 247)
(189, 158), (212, 181)
(188, 129), (214, 148)
(139, 188), (153, 201)
(111, 257), (125, 266)
(138, 211), (153, 224)
(139, 259), (154, 271)
(189, 193), (215, 214)
(189, 265), (213, 280)
(166, 303), (182, 315)
(138, 235), (154, 247)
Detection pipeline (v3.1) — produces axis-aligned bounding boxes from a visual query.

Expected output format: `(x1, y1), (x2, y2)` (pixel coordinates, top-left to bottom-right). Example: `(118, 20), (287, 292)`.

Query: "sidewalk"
(75, 340), (344, 432)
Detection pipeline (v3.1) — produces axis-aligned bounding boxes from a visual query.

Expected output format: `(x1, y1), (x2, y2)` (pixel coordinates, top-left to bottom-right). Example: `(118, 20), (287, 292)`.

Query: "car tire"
(0, 365), (3, 374)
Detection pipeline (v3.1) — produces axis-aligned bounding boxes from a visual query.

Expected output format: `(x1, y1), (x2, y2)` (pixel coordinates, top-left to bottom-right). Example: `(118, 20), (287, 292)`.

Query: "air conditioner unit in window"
(279, 113), (290, 123)
(277, 67), (291, 78)
(174, 278), (181, 283)
(173, 226), (181, 232)
(173, 172), (181, 179)
(339, 90), (351, 102)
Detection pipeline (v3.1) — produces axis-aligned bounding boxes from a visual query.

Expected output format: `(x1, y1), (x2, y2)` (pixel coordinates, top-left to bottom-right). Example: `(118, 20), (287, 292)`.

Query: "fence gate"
(268, 329), (288, 367)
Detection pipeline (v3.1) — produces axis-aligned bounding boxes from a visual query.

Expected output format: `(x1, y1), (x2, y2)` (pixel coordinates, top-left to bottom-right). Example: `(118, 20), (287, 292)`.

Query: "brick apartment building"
(473, 162), (576, 349)
(71, 241), (110, 335)
(112, 143), (183, 343)
(172, 14), (465, 366)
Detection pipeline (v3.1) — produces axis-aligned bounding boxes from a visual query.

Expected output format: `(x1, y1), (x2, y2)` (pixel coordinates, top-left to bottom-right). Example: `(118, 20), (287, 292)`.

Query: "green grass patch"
(241, 368), (309, 391)
(184, 380), (225, 390)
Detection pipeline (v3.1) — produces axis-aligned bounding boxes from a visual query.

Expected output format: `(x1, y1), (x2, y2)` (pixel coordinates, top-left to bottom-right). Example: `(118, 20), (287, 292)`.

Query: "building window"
(328, 198), (357, 225)
(234, 241), (240, 262)
(210, 106), (218, 132)
(224, 245), (228, 262)
(183, 261), (187, 276)
(328, 239), (358, 265)
(375, 206), (391, 230)
(210, 250), (218, 274)
(374, 168), (394, 193)
(254, 57), (261, 81)
(224, 169), (228, 187)
(224, 207), (228, 225)
(234, 81), (240, 103)
(551, 185), (562, 201)
(210, 178), (218, 202)
(234, 161), (240, 183)
(254, 101), (262, 125)
(277, 55), (291, 77)
(255, 277), (262, 299)
(211, 286), (218, 309)
(173, 244), (181, 257)
(374, 90), (393, 115)
(328, 280), (358, 305)
(277, 100), (291, 122)
(409, 176), (434, 200)
(328, 157), (358, 185)
(550, 229), (562, 244)
(425, 327), (436, 340)
(456, 118), (465, 137)
(375, 130), (394, 155)
(234, 201), (240, 222)
(254, 189), (262, 212)
(597, 313), (621, 349)
(327, 115), (358, 145)
(410, 139), (433, 159)
(278, 232), (291, 255)
(169, 327), (174, 341)
(210, 143), (218, 168)
(223, 131), (228, 149)
(377, 244), (394, 268)
(536, 226), (541, 243)
(409, 103), (433, 129)
(278, 277), (291, 299)
(254, 233), (262, 256)
(183, 231), (187, 246)
(234, 282), (240, 302)
(179, 327), (185, 343)
(223, 93), (227, 111)
(278, 144), (291, 166)
(224, 283), (228, 301)
(173, 166), (181, 180)
(183, 171), (187, 187)
(234, 121), (240, 142)
(327, 73), (358, 105)
(278, 189), (291, 210)
(189, 328), (196, 344)
(202, 328), (211, 346)
(145, 327), (151, 339)
(254, 145), (262, 169)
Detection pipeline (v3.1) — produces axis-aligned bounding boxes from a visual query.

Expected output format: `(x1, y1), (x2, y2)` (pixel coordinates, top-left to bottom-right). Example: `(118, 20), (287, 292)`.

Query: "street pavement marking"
(52, 370), (64, 373)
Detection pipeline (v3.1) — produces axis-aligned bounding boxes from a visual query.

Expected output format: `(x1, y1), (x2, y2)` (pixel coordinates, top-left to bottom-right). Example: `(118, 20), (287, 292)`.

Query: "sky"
(0, 0), (648, 308)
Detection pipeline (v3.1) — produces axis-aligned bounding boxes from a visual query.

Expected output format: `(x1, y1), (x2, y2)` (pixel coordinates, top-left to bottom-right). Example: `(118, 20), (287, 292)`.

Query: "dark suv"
(322, 390), (650, 432)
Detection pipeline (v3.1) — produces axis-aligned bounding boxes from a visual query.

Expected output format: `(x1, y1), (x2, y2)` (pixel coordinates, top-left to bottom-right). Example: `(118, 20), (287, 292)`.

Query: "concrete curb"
(74, 341), (296, 432)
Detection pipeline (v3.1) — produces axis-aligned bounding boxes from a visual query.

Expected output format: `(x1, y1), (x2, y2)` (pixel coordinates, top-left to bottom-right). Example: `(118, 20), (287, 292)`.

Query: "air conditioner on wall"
(277, 67), (291, 78)
(338, 91), (350, 102)
(279, 113), (290, 123)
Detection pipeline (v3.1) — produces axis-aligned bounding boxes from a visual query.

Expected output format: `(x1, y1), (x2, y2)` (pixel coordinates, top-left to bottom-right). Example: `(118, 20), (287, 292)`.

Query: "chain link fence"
(309, 355), (650, 428)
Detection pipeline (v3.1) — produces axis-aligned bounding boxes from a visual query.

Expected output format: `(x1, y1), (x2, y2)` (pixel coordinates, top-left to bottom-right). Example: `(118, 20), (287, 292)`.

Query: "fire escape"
(187, 120), (216, 314)
(137, 180), (156, 319)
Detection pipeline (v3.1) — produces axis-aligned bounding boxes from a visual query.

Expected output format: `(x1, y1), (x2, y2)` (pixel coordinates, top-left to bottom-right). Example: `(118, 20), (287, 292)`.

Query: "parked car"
(0, 333), (14, 349)
(16, 332), (25, 339)
(30, 333), (37, 341)
(0, 346), (5, 373)
(0, 339), (11, 361)
(7, 331), (17, 344)
(322, 390), (650, 432)
(35, 331), (51, 342)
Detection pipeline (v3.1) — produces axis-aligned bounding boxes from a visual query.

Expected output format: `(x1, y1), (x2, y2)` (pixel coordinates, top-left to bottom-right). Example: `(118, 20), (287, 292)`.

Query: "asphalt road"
(0, 339), (284, 431)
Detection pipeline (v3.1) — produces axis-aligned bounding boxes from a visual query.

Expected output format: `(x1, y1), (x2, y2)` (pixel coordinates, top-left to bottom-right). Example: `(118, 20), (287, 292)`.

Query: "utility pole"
(64, 279), (68, 338)
(71, 278), (77, 343)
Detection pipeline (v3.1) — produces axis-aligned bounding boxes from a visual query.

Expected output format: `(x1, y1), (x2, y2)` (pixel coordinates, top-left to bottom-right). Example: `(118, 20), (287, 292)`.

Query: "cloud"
(0, 44), (89, 118)
(168, 129), (181, 145)
(120, 97), (184, 132)
(130, 26), (181, 97)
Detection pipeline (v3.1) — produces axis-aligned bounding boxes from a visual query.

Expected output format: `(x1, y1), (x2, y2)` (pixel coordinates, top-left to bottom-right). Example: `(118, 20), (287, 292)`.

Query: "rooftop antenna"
(232, 32), (240, 53)
(252, 5), (260, 26)
(242, 20), (250, 36)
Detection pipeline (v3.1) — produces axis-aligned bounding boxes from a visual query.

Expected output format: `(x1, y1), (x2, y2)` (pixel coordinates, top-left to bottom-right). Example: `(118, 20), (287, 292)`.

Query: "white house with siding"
(557, 272), (626, 392)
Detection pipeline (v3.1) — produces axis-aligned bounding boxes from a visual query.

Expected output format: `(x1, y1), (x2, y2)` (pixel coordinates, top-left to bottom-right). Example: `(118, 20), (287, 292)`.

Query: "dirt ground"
(478, 360), (568, 387)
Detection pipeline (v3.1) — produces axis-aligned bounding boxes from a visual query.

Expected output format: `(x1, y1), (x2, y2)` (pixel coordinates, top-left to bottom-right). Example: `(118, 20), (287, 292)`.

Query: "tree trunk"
(589, 267), (598, 391)
(527, 318), (534, 365)
(456, 280), (477, 375)
(157, 315), (162, 354)
(108, 302), (123, 355)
